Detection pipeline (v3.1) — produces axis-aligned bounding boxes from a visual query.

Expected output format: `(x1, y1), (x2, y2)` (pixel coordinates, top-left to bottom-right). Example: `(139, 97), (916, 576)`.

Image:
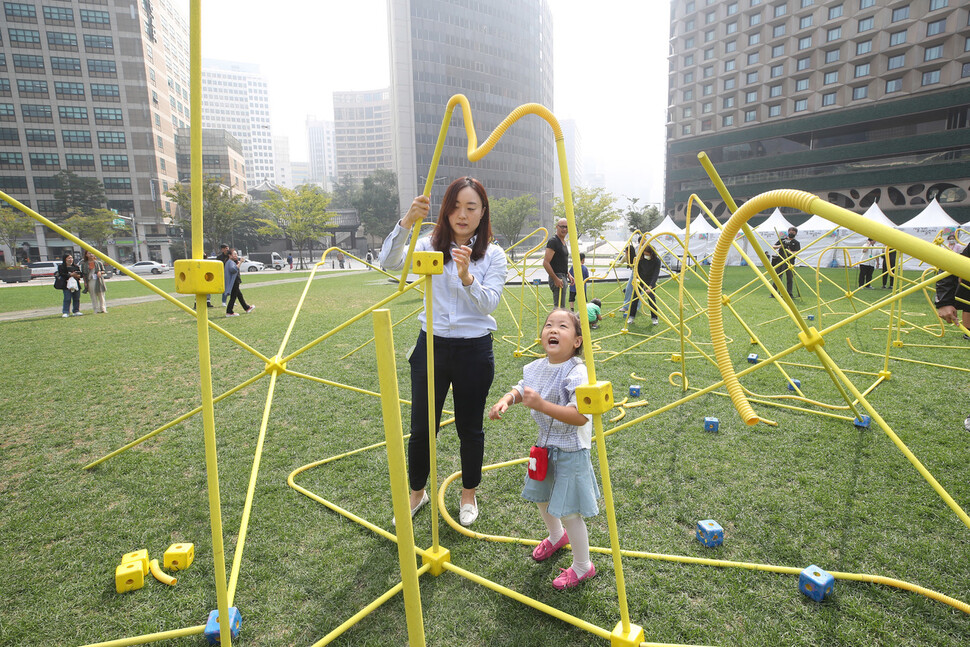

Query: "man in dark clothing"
(935, 241), (970, 430)
(772, 227), (800, 298)
(216, 243), (230, 306)
(881, 247), (898, 289)
(543, 218), (570, 308)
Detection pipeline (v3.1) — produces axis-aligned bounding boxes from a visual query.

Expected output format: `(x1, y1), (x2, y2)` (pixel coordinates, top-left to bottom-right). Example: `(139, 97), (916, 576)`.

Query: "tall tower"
(306, 115), (335, 188)
(200, 59), (276, 185)
(388, 0), (555, 226)
(333, 88), (393, 183)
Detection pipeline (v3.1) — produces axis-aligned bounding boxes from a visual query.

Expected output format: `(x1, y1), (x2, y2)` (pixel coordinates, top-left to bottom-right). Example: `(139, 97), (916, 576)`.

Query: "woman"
(224, 249), (255, 317)
(57, 252), (83, 317)
(81, 250), (108, 313)
(626, 241), (661, 326)
(379, 177), (507, 527)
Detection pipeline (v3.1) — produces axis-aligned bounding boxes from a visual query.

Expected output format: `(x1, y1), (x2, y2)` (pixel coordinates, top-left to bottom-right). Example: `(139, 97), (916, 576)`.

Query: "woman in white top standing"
(379, 177), (508, 527)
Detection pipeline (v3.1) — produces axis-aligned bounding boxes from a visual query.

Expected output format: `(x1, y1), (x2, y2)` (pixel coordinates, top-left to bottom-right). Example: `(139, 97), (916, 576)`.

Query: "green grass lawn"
(1, 266), (968, 646)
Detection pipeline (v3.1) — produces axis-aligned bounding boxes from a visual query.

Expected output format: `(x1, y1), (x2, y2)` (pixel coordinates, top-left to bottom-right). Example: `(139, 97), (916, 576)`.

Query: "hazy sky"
(183, 0), (670, 204)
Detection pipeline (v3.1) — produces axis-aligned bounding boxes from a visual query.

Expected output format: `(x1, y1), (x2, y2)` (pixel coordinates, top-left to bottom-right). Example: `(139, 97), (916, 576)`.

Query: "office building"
(388, 0), (555, 227)
(554, 118), (584, 199)
(306, 115), (335, 188)
(175, 127), (247, 196)
(0, 0), (191, 263)
(200, 59), (276, 185)
(665, 0), (970, 225)
(332, 89), (393, 184)
(273, 135), (292, 188)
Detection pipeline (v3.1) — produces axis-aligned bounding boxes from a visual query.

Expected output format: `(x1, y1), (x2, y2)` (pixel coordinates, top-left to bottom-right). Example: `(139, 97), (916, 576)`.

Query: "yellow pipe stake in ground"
(374, 309), (427, 647)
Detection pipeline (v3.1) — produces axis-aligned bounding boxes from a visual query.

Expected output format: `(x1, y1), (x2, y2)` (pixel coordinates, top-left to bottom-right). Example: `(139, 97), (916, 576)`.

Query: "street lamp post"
(112, 212), (140, 263)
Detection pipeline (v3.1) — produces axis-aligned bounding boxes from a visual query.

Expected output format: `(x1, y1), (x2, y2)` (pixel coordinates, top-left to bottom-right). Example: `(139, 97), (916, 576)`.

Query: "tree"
(167, 177), (247, 253)
(53, 171), (106, 218)
(353, 169), (399, 247)
(259, 185), (335, 269)
(330, 174), (360, 209)
(490, 194), (538, 260)
(0, 205), (32, 266)
(553, 186), (619, 242)
(62, 207), (118, 253)
(623, 197), (663, 236)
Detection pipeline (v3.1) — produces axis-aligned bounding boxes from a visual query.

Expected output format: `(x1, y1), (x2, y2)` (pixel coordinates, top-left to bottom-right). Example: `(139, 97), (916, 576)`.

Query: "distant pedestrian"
(287, 253), (293, 270)
(568, 252), (590, 311)
(224, 249), (255, 317)
(543, 218), (570, 308)
(81, 250), (107, 313)
(858, 238), (878, 289)
(365, 249), (374, 269)
(216, 243), (230, 305)
(337, 251), (345, 269)
(56, 252), (83, 317)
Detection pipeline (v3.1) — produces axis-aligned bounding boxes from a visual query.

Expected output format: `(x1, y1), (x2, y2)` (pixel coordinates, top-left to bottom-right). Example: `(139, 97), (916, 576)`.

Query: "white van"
(247, 252), (285, 270)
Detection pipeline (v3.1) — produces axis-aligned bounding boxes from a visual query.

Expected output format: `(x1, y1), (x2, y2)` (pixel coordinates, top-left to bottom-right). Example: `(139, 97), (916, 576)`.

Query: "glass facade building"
(665, 0), (970, 224)
(389, 0), (555, 228)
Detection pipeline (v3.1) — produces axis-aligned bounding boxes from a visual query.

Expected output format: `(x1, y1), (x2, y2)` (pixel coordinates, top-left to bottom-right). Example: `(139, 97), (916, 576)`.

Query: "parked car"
(126, 260), (170, 275)
(247, 251), (285, 270)
(27, 261), (61, 277)
(238, 258), (264, 273)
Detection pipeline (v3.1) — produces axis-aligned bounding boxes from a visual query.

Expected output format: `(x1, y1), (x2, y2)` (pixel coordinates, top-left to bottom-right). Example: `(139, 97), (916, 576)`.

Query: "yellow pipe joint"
(421, 546), (452, 577)
(263, 356), (287, 377)
(797, 327), (826, 352)
(721, 294), (731, 305)
(412, 251), (445, 275)
(576, 381), (614, 415)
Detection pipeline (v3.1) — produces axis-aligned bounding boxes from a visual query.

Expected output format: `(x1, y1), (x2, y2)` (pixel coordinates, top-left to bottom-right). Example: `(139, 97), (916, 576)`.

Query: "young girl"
(489, 309), (600, 590)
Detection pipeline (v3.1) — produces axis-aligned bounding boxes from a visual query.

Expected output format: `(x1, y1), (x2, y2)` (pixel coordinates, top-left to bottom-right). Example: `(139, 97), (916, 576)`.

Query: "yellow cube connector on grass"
(576, 381), (613, 415)
(174, 259), (225, 295)
(115, 561), (144, 593)
(164, 542), (195, 571)
(121, 548), (149, 576)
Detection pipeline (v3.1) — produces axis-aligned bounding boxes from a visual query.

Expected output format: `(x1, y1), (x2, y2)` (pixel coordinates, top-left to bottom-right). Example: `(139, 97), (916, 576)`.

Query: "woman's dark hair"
(546, 308), (584, 356)
(61, 252), (74, 265)
(430, 177), (492, 262)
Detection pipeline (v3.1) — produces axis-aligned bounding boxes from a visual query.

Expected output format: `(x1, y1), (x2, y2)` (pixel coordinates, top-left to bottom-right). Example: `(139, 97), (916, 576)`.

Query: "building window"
(703, 65), (714, 78)
(746, 71), (759, 84)
(727, 1), (739, 14)
(800, 0), (813, 6)
(822, 91), (836, 106)
(796, 56), (811, 71)
(745, 90), (758, 103)
(683, 71), (694, 84)
(727, 21), (738, 34)
(824, 71), (838, 84)
(702, 101), (713, 113)
(825, 49), (841, 63)
(4, 2), (37, 19)
(97, 130), (126, 147)
(29, 152), (59, 169)
(723, 96), (736, 108)
(87, 59), (117, 77)
(93, 107), (123, 124)
(50, 56), (81, 75)
(12, 53), (43, 72)
(0, 103), (13, 120)
(795, 77), (810, 91)
(58, 105), (88, 122)
(929, 0), (947, 8)
(724, 59), (736, 72)
(854, 63), (870, 78)
(684, 53), (694, 66)
(17, 79), (48, 97)
(744, 109), (757, 122)
(750, 12), (762, 26)
(701, 119), (712, 132)
(890, 30), (907, 46)
(82, 34), (113, 51)
(683, 106), (693, 118)
(891, 6), (909, 22)
(102, 177), (132, 193)
(43, 5), (74, 23)
(704, 29), (715, 42)
(856, 40), (872, 55)
(724, 77), (736, 90)
(888, 53), (905, 69)
(90, 83), (120, 101)
(79, 9), (110, 27)
(0, 151), (23, 168)
(703, 83), (713, 95)
(924, 45), (943, 61)
(794, 99), (808, 112)
(685, 37), (695, 49)
(62, 130), (92, 146)
(798, 36), (812, 50)
(725, 40), (737, 52)
(858, 17), (873, 32)
(54, 81), (85, 99)
(46, 31), (77, 50)
(683, 88), (694, 101)
(704, 47), (714, 59)
(9, 28), (41, 47)
(21, 104), (51, 121)
(747, 52), (760, 65)
(65, 153), (94, 169)
(771, 63), (784, 77)
(722, 115), (735, 127)
(826, 27), (841, 42)
(768, 105), (781, 117)
(705, 10), (715, 24)
(921, 69), (941, 86)
(799, 15), (812, 29)
(852, 85), (868, 100)
(773, 2), (787, 18)
(769, 84), (783, 97)
(925, 20), (947, 41)
(828, 4), (843, 19)
(772, 24), (785, 38)
(100, 154), (129, 171)
(885, 78), (903, 93)
(859, 0), (874, 7)
(25, 128), (56, 145)
(771, 44), (785, 57)
(749, 32), (761, 46)
(682, 124), (692, 136)
(962, 63), (970, 78)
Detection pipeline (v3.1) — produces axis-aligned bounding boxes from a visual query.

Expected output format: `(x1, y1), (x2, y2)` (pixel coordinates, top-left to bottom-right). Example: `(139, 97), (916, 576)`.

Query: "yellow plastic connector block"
(670, 353), (682, 362)
(411, 251), (444, 275)
(421, 546), (451, 576)
(797, 326), (825, 352)
(163, 542), (194, 571)
(576, 381), (614, 415)
(115, 561), (144, 593)
(878, 369), (892, 380)
(263, 355), (287, 377)
(721, 293), (731, 305)
(121, 548), (149, 575)
(892, 340), (904, 348)
(610, 621), (645, 647)
(174, 259), (225, 295)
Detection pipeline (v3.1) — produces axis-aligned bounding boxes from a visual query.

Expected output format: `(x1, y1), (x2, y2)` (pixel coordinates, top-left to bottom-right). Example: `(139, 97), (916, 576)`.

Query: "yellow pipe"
(149, 559), (176, 587)
(374, 309), (427, 647)
(424, 274), (441, 553)
(79, 625), (205, 647)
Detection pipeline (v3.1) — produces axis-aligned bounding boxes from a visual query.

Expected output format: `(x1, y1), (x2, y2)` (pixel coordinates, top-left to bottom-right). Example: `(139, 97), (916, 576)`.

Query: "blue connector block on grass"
(696, 519), (724, 547)
(703, 417), (719, 432)
(747, 353), (759, 364)
(853, 415), (871, 428)
(807, 314), (815, 321)
(531, 278), (542, 285)
(629, 385), (641, 397)
(205, 607), (242, 645)
(787, 379), (801, 391)
(799, 565), (835, 602)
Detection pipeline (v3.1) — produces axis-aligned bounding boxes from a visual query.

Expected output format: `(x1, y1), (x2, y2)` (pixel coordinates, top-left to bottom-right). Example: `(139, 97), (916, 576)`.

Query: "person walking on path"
(56, 253), (83, 317)
(543, 218), (570, 308)
(379, 176), (507, 527)
(224, 249), (255, 317)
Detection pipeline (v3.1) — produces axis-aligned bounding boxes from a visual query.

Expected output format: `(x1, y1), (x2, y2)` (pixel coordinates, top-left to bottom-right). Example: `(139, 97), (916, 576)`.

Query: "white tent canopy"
(683, 212), (720, 263)
(648, 214), (685, 259)
(897, 199), (960, 269)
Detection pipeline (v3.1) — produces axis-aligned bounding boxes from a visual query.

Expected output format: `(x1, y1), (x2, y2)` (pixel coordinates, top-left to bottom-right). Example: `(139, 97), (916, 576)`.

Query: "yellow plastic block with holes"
(411, 251), (444, 275)
(115, 561), (144, 593)
(174, 259), (225, 295)
(576, 381), (613, 415)
(121, 548), (149, 575)
(164, 542), (195, 571)
(421, 546), (451, 577)
(610, 621), (645, 647)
